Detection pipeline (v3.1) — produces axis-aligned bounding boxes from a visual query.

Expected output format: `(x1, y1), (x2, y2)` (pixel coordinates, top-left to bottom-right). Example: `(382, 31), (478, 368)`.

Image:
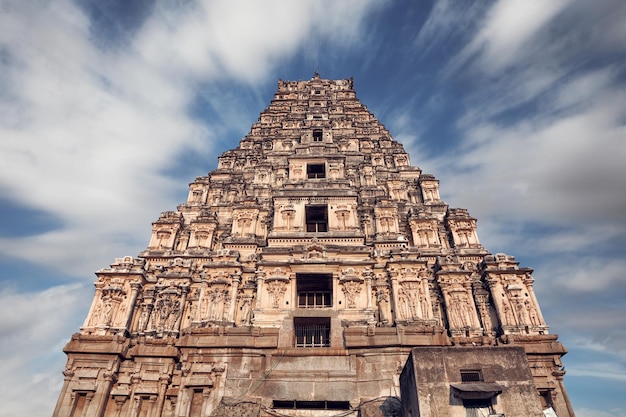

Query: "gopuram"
(53, 74), (575, 417)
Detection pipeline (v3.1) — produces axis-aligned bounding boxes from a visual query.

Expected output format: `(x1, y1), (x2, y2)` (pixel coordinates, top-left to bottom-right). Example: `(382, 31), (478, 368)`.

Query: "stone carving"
(150, 292), (181, 332)
(266, 280), (287, 309)
(56, 75), (573, 417)
(397, 281), (430, 321)
(376, 287), (391, 325)
(341, 280), (362, 308)
(239, 296), (253, 325)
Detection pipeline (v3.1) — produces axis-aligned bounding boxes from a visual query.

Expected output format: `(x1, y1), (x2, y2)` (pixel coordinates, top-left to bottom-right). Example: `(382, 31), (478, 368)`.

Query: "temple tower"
(53, 74), (574, 417)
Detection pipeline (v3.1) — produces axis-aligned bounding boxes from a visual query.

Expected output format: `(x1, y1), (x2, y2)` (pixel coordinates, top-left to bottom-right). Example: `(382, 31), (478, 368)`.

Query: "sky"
(0, 0), (625, 416)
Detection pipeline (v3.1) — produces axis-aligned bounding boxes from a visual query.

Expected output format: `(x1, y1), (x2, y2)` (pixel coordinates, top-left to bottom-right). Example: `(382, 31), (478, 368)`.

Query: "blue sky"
(0, 1), (625, 416)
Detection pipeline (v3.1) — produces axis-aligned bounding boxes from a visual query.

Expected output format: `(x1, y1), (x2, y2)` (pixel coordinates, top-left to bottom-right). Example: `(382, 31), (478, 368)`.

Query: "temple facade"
(53, 74), (574, 417)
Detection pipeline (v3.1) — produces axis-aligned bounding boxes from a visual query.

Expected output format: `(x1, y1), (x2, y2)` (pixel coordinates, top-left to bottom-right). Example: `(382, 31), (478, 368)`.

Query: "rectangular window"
(273, 400), (349, 410)
(305, 205), (328, 232)
(307, 163), (325, 179)
(460, 370), (483, 383)
(294, 317), (330, 347)
(313, 130), (323, 142)
(297, 273), (332, 308)
(463, 399), (492, 417)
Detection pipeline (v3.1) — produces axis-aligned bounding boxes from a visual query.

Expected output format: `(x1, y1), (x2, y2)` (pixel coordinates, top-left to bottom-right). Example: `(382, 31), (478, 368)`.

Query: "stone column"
(195, 277), (209, 322)
(83, 284), (104, 328)
(388, 271), (400, 324)
(420, 277), (433, 319)
(52, 369), (75, 417)
(152, 374), (171, 417)
(364, 270), (373, 309)
(227, 273), (242, 323)
(83, 391), (95, 417)
(255, 271), (264, 308)
(86, 370), (114, 417)
(524, 275), (547, 325)
(463, 282), (480, 328)
(174, 285), (189, 331)
(123, 281), (142, 330)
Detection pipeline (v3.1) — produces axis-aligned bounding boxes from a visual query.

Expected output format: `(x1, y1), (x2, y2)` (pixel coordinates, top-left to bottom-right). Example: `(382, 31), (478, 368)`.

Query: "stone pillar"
(52, 368), (75, 417)
(255, 271), (264, 308)
(152, 374), (171, 417)
(83, 391), (96, 417)
(83, 284), (104, 328)
(524, 275), (547, 326)
(389, 271), (400, 324)
(123, 281), (142, 330)
(420, 276), (434, 319)
(364, 270), (373, 310)
(84, 370), (115, 417)
(227, 273), (242, 323)
(174, 285), (189, 331)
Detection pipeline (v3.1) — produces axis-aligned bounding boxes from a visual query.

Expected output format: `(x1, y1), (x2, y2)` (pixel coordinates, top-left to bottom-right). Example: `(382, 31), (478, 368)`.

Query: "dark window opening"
(307, 163), (325, 179)
(461, 370), (483, 383)
(297, 273), (332, 308)
(539, 390), (554, 409)
(306, 205), (328, 232)
(313, 130), (323, 142)
(463, 399), (493, 417)
(273, 400), (349, 410)
(294, 317), (330, 347)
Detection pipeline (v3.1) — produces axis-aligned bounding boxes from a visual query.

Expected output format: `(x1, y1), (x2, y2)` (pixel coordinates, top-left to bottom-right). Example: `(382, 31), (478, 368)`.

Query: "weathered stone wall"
(401, 346), (546, 417)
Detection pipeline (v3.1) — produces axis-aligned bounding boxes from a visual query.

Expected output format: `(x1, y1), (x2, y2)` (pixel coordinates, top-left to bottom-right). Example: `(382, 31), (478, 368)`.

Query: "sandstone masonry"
(53, 74), (574, 417)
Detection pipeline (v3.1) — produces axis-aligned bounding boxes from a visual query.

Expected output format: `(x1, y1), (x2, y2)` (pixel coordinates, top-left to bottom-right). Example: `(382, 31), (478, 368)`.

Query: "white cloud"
(0, 2), (384, 417)
(450, 0), (570, 73)
(0, 284), (90, 417)
(430, 68), (626, 240)
(0, 0), (381, 277)
(568, 363), (626, 382)
(576, 408), (626, 417)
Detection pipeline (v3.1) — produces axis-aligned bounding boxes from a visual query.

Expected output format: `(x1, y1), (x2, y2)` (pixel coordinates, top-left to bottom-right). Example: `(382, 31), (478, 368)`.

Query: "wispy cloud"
(0, 284), (89, 417)
(0, 2), (383, 416)
(0, 0), (381, 277)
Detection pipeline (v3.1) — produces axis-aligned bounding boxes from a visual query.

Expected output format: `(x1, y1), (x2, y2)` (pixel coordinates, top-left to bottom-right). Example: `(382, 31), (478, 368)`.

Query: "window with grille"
(305, 205), (328, 232)
(313, 129), (323, 142)
(294, 317), (330, 347)
(273, 400), (349, 410)
(297, 274), (332, 308)
(460, 370), (483, 383)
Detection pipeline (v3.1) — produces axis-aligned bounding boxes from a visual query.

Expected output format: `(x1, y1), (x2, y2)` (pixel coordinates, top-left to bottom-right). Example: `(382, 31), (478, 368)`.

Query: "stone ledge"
(63, 333), (130, 355)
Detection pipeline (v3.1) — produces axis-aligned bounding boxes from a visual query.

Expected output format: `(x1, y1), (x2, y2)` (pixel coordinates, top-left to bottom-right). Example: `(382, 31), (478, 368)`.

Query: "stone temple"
(53, 74), (575, 417)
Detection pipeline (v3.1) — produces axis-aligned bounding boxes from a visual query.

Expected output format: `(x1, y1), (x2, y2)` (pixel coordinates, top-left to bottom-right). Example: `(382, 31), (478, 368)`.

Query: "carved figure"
(208, 291), (225, 321)
(115, 300), (128, 326)
(341, 281), (361, 308)
(377, 289), (391, 324)
(266, 281), (287, 308)
(449, 293), (469, 328)
(103, 301), (114, 326)
(89, 300), (103, 326)
(137, 304), (150, 331)
(240, 297), (253, 325)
